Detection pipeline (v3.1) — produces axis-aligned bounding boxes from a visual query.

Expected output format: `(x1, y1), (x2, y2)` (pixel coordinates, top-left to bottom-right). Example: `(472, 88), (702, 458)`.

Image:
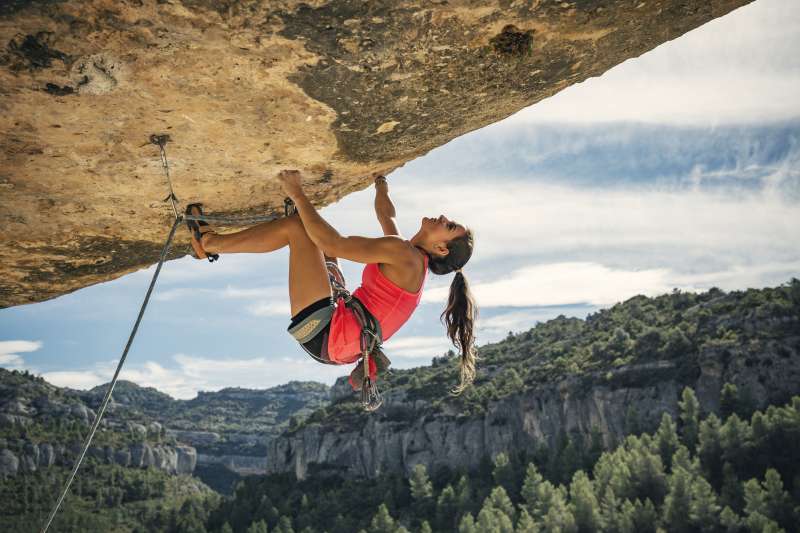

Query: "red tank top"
(327, 254), (429, 364)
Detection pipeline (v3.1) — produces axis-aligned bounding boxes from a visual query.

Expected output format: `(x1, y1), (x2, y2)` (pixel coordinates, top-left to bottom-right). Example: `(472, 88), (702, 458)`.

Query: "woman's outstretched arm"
(279, 170), (413, 266)
(374, 175), (400, 236)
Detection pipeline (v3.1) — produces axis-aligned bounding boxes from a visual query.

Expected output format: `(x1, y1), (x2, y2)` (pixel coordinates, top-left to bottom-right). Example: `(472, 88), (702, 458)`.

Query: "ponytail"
(442, 270), (477, 395)
(427, 229), (477, 395)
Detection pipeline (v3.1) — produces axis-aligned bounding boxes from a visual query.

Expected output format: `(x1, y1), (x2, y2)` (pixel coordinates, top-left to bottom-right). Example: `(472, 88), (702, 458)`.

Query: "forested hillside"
(208, 389), (800, 533)
(1, 280), (798, 532)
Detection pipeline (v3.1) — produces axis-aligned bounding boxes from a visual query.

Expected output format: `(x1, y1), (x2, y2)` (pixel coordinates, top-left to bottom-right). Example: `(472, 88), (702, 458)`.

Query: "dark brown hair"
(426, 229), (477, 394)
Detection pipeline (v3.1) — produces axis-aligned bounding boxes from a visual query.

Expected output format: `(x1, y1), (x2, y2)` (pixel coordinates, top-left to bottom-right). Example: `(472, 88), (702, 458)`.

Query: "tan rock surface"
(0, 0), (752, 307)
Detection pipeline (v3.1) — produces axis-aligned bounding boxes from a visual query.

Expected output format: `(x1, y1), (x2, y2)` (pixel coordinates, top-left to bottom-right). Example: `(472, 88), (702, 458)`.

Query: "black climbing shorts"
(287, 296), (336, 365)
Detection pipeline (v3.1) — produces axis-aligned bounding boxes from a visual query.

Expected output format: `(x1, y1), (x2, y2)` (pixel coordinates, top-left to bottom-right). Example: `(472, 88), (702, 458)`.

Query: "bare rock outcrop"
(267, 338), (800, 480)
(0, 0), (752, 307)
(0, 440), (197, 477)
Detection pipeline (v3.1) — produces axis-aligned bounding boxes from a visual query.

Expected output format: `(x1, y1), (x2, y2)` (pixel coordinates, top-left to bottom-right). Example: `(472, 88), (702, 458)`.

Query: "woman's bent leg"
(287, 219), (333, 316)
(202, 216), (295, 254)
(202, 215), (331, 316)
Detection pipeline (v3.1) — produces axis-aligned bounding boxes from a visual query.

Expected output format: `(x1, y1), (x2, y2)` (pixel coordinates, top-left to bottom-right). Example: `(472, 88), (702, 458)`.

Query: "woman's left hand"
(277, 169), (303, 197)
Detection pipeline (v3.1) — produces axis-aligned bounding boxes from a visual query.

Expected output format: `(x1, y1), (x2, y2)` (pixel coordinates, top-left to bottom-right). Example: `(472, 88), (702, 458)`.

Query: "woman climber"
(185, 170), (477, 395)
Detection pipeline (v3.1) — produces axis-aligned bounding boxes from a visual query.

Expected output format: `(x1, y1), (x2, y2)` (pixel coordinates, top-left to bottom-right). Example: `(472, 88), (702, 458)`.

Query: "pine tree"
(568, 470), (601, 533)
(521, 463), (544, 514)
(493, 452), (518, 498)
(246, 520), (269, 533)
(719, 506), (741, 532)
(720, 383), (739, 420)
(515, 508), (539, 533)
(221, 524), (234, 533)
(719, 414), (750, 470)
(369, 504), (396, 533)
(678, 387), (700, 453)
(599, 488), (627, 532)
(456, 475), (472, 513)
(410, 464), (433, 501)
(560, 436), (583, 486)
(477, 504), (514, 533)
(655, 413), (680, 472)
(541, 486), (577, 533)
(671, 445), (700, 476)
(530, 479), (561, 522)
(743, 477), (767, 518)
(761, 469), (793, 529)
(619, 499), (638, 533)
(419, 520), (433, 533)
(274, 516), (295, 533)
(486, 486), (516, 524)
(435, 484), (458, 532)
(630, 498), (658, 533)
(720, 462), (743, 511)
(744, 511), (782, 533)
(689, 475), (721, 531)
(697, 413), (723, 487)
(458, 513), (477, 533)
(662, 467), (692, 533)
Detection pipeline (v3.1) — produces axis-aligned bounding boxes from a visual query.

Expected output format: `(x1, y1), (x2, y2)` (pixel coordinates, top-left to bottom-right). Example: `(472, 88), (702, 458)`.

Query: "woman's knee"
(285, 215), (313, 243)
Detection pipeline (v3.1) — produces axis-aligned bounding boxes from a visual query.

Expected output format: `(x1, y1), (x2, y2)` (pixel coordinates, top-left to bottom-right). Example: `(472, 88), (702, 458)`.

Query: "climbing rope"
(40, 218), (182, 533)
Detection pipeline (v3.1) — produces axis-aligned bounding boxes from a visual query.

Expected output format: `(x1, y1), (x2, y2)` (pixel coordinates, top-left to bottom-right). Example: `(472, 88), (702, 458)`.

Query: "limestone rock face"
(0, 0), (751, 307)
(266, 339), (800, 480)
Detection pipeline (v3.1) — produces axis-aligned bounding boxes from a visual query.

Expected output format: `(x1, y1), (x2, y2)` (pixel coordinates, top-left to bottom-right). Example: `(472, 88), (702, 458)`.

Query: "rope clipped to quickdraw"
(150, 134), (179, 220)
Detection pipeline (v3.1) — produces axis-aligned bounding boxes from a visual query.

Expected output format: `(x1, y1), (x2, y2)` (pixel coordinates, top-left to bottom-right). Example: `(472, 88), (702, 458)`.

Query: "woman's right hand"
(277, 169), (303, 198)
(374, 175), (388, 192)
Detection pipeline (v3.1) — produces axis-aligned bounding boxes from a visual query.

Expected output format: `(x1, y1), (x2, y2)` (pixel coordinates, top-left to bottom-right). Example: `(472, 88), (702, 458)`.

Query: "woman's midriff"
(327, 257), (428, 363)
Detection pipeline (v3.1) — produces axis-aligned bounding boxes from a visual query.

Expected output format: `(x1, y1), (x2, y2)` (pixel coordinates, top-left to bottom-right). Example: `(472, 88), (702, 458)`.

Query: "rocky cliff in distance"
(0, 0), (753, 308)
(266, 282), (800, 480)
(0, 371), (329, 483)
(0, 370), (198, 478)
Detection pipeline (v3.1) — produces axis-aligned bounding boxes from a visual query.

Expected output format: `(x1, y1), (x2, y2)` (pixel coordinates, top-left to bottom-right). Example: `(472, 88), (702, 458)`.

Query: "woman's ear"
(435, 242), (450, 257)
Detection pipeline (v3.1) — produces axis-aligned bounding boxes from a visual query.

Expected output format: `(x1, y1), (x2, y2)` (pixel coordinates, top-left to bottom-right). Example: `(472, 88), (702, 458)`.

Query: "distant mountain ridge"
(0, 373), (330, 491)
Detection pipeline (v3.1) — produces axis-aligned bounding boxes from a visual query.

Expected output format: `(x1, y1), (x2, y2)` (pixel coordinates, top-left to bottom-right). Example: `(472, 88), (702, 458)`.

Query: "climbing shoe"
(185, 203), (219, 262)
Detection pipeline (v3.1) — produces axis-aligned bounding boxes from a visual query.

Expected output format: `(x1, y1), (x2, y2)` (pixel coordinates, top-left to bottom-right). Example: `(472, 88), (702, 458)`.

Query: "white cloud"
(504, 0), (800, 125)
(425, 258), (800, 309)
(476, 308), (588, 337)
(41, 352), (348, 400)
(0, 340), (42, 368)
(391, 180), (800, 263)
(246, 301), (292, 317)
(384, 335), (452, 359)
(124, 254), (281, 287)
(40, 370), (106, 390)
(154, 284), (287, 303)
(424, 262), (672, 307)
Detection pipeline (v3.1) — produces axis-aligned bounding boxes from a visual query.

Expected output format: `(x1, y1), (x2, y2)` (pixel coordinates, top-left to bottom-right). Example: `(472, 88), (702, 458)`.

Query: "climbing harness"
(285, 199), (388, 411)
(328, 259), (387, 412)
(39, 134), (384, 532)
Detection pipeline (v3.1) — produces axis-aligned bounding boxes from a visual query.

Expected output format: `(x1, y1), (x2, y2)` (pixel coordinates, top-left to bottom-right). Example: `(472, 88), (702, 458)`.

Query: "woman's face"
(421, 214), (467, 252)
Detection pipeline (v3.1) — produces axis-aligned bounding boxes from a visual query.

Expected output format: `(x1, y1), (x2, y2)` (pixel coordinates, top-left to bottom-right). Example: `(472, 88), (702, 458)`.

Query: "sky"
(1, 0), (799, 399)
